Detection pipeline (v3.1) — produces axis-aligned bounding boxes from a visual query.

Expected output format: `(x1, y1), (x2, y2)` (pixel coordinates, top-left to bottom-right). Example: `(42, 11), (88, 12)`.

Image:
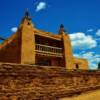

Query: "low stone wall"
(0, 63), (99, 100)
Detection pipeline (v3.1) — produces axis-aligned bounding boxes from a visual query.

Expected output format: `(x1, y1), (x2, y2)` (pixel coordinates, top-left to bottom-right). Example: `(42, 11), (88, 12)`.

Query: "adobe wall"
(73, 58), (88, 69)
(0, 63), (99, 100)
(61, 33), (74, 69)
(0, 31), (21, 63)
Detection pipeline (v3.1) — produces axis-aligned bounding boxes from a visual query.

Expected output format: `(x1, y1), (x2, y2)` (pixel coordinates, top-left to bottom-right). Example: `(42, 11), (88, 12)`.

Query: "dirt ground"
(60, 89), (100, 100)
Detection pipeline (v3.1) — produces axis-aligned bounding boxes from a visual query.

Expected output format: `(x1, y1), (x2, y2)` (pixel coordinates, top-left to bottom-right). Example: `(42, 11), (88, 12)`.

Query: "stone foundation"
(0, 63), (99, 100)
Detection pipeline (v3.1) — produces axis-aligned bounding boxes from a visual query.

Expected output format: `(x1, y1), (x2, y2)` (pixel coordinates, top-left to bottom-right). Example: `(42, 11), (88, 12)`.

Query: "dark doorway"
(76, 64), (79, 69)
(36, 58), (51, 66)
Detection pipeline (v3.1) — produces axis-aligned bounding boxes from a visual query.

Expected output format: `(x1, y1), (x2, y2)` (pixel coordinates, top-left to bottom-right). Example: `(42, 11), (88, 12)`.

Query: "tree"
(98, 62), (100, 69)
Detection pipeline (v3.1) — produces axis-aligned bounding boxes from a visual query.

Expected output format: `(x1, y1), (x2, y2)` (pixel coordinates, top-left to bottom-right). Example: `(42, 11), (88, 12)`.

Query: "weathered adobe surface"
(0, 63), (100, 100)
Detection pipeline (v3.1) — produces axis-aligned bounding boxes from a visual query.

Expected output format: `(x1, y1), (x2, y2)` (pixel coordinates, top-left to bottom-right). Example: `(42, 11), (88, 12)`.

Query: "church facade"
(0, 11), (88, 70)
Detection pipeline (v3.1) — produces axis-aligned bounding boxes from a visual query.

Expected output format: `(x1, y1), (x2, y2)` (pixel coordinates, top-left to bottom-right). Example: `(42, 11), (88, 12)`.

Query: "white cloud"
(69, 32), (97, 50)
(11, 27), (18, 32)
(74, 52), (100, 69)
(87, 29), (93, 32)
(96, 29), (100, 36)
(36, 2), (47, 12)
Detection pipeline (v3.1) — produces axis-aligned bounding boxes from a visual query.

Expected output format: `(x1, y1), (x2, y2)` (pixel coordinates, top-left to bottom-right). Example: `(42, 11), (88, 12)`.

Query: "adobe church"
(0, 11), (88, 70)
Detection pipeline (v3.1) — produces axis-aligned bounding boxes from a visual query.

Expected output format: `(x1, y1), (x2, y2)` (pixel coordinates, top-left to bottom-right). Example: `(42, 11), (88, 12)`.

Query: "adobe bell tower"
(19, 10), (35, 64)
(59, 24), (74, 69)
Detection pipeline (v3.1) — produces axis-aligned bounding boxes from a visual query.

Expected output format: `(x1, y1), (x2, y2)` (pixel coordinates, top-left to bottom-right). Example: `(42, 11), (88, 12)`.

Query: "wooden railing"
(35, 44), (63, 57)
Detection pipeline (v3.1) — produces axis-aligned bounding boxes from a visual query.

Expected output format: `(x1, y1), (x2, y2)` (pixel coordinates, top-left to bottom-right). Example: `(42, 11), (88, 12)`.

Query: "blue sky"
(0, 0), (100, 69)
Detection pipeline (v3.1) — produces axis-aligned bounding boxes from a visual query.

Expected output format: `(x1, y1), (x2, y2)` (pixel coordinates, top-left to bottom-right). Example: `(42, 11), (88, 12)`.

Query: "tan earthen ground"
(60, 89), (100, 100)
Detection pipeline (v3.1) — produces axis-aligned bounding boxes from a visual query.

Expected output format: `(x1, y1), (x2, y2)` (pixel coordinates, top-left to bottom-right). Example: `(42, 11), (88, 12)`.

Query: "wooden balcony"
(35, 44), (63, 57)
